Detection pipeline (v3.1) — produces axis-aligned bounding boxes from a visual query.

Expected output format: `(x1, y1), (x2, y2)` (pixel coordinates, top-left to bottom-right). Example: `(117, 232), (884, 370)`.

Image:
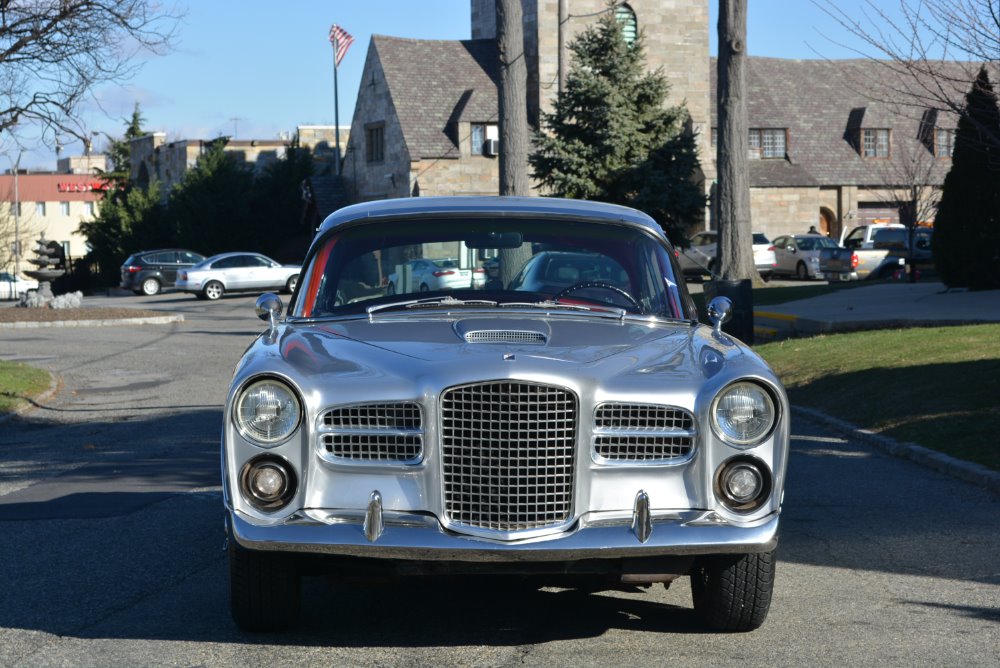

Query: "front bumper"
(230, 508), (780, 562)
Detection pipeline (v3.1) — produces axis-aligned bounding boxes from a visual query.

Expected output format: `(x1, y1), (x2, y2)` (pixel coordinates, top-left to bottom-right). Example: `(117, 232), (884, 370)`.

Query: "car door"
(154, 251), (180, 284)
(223, 255), (258, 290)
(772, 236), (792, 274)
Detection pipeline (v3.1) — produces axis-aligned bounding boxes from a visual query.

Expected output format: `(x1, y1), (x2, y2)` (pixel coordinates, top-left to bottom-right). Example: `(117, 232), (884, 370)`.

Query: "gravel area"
(0, 305), (163, 323)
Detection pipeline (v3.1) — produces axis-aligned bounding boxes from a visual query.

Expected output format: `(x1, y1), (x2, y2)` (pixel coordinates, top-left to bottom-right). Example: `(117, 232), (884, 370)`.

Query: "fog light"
(715, 456), (771, 513)
(723, 464), (762, 502)
(240, 456), (297, 511)
(250, 464), (287, 501)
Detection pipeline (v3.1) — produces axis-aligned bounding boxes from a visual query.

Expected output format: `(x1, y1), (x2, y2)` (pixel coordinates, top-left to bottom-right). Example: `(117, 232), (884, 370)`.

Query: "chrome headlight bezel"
(710, 381), (777, 448)
(714, 455), (773, 513)
(233, 377), (302, 446)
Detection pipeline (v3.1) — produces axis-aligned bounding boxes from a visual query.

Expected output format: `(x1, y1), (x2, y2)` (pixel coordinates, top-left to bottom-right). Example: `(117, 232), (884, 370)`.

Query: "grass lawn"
(756, 324), (1000, 471)
(0, 360), (51, 414)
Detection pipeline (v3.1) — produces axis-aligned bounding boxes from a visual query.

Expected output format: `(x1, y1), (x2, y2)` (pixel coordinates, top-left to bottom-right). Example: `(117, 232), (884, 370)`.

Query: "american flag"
(329, 24), (354, 67)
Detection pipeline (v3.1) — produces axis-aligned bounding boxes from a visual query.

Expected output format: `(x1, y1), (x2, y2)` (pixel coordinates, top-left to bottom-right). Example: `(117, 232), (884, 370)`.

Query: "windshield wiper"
(499, 300), (627, 318)
(367, 296), (498, 316)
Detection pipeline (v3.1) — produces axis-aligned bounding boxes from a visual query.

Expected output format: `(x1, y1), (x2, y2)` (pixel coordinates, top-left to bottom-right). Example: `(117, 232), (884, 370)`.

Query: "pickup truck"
(823, 224), (933, 280)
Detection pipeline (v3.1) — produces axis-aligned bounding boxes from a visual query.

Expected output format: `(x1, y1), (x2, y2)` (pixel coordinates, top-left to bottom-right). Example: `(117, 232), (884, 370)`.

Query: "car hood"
(282, 315), (692, 365)
(233, 313), (766, 403)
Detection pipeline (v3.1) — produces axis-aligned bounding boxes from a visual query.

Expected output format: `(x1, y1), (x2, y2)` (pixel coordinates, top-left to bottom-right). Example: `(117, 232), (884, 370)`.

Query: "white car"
(679, 231), (775, 280)
(386, 258), (485, 295)
(176, 252), (299, 300)
(0, 272), (39, 300)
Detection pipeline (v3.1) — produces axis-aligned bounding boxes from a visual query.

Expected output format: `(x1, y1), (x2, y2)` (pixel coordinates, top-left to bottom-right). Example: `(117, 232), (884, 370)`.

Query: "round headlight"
(711, 381), (776, 447)
(235, 378), (301, 445)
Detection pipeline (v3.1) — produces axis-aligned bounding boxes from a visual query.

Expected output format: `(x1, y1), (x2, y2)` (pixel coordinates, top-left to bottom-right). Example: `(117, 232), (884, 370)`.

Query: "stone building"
(129, 133), (290, 194)
(708, 57), (957, 241)
(345, 0), (712, 203)
(345, 0), (966, 241)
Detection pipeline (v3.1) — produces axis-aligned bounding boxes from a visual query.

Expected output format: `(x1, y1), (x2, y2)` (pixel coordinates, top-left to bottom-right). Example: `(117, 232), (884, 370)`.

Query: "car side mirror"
(255, 293), (284, 334)
(707, 296), (732, 335)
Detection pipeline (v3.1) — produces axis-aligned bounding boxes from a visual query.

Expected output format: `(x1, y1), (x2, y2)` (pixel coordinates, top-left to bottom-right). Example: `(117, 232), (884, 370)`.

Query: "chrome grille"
(464, 330), (547, 345)
(593, 403), (695, 463)
(441, 381), (576, 532)
(320, 403), (423, 463)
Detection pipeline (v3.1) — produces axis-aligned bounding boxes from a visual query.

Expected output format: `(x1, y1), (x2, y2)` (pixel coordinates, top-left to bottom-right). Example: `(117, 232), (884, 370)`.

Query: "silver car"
(223, 197), (789, 633)
(175, 252), (299, 300)
(770, 234), (841, 280)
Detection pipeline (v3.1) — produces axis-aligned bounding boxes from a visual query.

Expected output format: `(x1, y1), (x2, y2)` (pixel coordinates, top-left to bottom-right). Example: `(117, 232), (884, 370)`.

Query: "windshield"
(291, 216), (691, 320)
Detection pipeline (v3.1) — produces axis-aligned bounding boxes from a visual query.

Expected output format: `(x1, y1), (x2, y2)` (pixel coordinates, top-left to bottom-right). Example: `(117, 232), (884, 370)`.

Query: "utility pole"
(229, 117), (245, 139)
(13, 151), (21, 277)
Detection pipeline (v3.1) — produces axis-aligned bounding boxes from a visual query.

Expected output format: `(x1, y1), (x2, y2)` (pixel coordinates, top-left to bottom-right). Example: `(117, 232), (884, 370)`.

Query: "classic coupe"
(223, 197), (789, 632)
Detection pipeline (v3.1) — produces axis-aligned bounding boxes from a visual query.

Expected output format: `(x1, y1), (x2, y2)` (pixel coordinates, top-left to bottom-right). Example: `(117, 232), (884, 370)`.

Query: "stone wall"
(749, 186), (821, 239)
(344, 46), (413, 201)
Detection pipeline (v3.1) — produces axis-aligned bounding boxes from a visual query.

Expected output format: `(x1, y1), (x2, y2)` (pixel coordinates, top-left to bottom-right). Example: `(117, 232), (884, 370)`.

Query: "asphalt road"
(1, 292), (997, 667)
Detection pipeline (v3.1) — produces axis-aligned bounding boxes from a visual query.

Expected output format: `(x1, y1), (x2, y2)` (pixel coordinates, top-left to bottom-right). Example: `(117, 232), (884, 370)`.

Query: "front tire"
(229, 542), (300, 632)
(690, 550), (775, 632)
(795, 262), (809, 280)
(203, 280), (224, 300)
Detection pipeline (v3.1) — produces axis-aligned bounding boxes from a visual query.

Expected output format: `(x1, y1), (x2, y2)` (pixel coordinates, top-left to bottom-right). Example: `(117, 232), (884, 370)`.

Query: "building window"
(60, 201), (70, 216)
(36, 202), (45, 217)
(471, 123), (498, 155)
(935, 128), (954, 157)
(615, 4), (637, 46)
(366, 124), (384, 162)
(84, 202), (95, 216)
(862, 128), (890, 158)
(749, 128), (786, 159)
(711, 127), (717, 148)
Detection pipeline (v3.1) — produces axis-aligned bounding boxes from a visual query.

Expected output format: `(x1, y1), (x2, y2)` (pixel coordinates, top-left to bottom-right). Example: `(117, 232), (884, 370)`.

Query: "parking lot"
(1, 292), (998, 666)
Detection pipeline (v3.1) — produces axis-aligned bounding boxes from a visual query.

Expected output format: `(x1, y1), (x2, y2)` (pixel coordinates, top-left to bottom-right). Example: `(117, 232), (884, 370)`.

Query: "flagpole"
(333, 35), (342, 176)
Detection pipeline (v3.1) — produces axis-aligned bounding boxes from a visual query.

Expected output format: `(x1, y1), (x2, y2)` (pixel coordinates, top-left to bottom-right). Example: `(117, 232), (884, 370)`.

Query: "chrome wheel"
(204, 281), (224, 300)
(140, 277), (161, 296)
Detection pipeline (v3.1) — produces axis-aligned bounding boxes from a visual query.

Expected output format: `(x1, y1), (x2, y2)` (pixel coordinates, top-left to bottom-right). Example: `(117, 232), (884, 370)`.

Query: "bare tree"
(869, 131), (945, 281)
(817, 0), (1000, 148)
(0, 1), (181, 147)
(494, 0), (532, 286)
(716, 0), (756, 281)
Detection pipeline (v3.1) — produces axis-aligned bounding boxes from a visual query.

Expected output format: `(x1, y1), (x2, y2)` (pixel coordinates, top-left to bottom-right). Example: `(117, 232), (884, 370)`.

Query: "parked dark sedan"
(120, 249), (205, 296)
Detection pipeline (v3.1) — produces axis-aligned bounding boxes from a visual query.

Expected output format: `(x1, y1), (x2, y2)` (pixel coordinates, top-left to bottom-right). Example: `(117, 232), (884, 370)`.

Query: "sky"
(10, 0), (896, 171)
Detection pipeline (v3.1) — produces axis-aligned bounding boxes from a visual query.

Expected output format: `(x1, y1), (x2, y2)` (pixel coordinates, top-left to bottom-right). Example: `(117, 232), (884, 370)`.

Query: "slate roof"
(373, 35), (499, 160)
(711, 57), (966, 187)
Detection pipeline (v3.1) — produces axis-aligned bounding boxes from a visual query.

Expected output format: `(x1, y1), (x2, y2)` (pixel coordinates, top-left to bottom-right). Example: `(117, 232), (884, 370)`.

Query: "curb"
(0, 314), (184, 329)
(792, 405), (1000, 496)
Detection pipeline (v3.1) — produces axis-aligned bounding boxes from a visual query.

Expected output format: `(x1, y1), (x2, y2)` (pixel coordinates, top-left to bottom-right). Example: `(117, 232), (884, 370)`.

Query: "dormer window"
(749, 128), (786, 159)
(862, 128), (890, 158)
(935, 128), (954, 157)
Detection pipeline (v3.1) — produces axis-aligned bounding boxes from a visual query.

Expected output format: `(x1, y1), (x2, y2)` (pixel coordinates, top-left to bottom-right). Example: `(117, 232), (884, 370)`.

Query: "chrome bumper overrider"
(230, 508), (780, 562)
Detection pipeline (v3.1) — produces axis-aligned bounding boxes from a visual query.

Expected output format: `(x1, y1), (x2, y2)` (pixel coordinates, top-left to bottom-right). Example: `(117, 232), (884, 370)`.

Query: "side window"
(213, 257), (237, 269)
(843, 227), (864, 249)
(153, 252), (175, 264)
(179, 252), (202, 264)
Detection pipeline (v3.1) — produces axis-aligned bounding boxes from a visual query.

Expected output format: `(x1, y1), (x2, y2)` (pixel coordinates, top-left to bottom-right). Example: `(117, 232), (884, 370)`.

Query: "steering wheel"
(554, 281), (641, 310)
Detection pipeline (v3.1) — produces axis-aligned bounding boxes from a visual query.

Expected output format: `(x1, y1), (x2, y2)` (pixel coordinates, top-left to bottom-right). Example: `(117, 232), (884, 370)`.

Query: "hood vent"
(464, 330), (547, 345)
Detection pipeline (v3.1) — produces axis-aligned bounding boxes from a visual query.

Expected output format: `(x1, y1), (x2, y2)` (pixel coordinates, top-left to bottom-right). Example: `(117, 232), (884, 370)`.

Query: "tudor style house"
(343, 0), (962, 240)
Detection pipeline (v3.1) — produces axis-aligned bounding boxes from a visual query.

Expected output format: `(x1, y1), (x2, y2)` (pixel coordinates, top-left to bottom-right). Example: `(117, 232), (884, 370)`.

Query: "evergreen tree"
(529, 6), (705, 240)
(168, 139), (255, 255)
(933, 67), (1000, 290)
(77, 104), (168, 285)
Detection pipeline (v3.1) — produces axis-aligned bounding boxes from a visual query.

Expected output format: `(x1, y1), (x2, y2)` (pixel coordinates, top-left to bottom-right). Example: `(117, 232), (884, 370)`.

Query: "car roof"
(317, 196), (667, 241)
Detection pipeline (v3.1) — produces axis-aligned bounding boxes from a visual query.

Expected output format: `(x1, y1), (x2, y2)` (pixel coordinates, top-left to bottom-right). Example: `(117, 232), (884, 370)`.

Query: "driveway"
(1, 293), (997, 666)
